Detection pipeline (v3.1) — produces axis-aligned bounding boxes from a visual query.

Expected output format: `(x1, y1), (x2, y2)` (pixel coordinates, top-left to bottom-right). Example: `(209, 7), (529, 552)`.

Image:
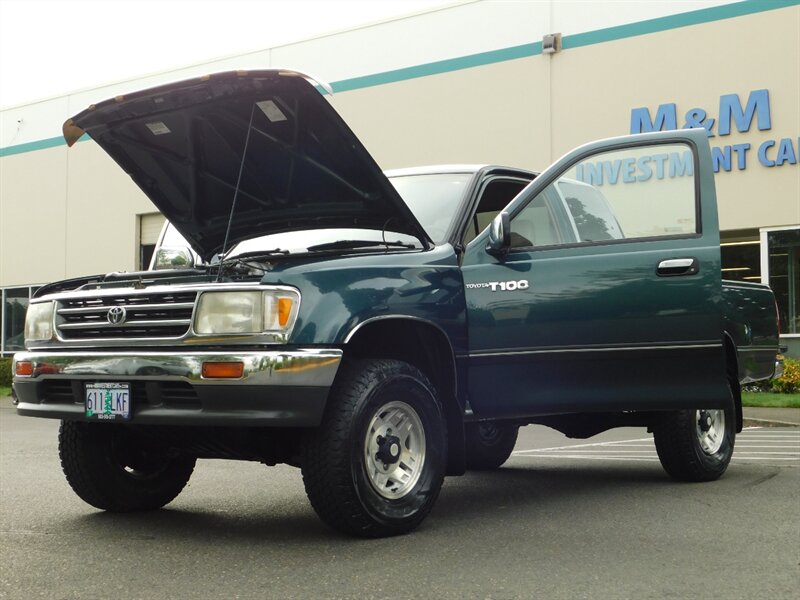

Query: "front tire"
(653, 398), (735, 482)
(301, 359), (446, 537)
(59, 421), (196, 511)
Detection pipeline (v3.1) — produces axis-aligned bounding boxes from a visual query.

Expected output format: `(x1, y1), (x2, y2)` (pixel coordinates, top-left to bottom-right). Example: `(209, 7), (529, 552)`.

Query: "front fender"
(261, 246), (466, 350)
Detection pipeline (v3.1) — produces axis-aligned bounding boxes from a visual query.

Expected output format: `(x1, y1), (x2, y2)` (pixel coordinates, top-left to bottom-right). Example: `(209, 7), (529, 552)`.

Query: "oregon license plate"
(85, 383), (131, 421)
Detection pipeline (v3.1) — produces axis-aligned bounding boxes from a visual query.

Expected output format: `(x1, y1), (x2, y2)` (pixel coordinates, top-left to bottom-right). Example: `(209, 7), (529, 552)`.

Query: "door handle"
(657, 258), (699, 277)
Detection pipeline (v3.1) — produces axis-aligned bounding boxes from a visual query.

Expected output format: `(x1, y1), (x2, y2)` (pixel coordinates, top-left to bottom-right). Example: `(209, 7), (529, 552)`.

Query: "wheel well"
(724, 333), (743, 433)
(345, 319), (465, 475)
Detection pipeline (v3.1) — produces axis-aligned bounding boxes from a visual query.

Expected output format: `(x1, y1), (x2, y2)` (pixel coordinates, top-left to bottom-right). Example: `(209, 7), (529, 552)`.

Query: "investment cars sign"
(630, 90), (798, 172)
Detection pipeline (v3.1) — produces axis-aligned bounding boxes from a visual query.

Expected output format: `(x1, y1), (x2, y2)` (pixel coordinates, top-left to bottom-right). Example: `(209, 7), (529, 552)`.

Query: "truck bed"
(722, 279), (780, 383)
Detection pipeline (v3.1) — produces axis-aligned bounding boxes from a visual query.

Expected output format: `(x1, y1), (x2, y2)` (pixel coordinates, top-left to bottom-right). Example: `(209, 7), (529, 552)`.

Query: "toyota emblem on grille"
(107, 306), (127, 325)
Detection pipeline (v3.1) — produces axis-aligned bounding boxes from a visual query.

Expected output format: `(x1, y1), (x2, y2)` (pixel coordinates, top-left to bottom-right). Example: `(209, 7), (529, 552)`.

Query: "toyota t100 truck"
(12, 70), (782, 537)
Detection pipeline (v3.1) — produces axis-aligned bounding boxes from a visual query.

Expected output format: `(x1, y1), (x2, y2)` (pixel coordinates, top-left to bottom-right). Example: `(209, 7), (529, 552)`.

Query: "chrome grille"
(56, 291), (197, 340)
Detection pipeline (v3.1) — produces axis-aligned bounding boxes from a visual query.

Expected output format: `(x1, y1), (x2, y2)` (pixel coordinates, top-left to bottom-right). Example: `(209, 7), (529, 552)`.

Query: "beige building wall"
(1, 146), (69, 286)
(63, 143), (158, 279)
(332, 56), (552, 171)
(0, 143), (157, 287)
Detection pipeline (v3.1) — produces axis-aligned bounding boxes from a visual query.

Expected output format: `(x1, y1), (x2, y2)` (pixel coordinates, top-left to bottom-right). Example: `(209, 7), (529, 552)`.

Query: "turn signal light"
(278, 298), (293, 327)
(15, 361), (33, 377)
(201, 361), (244, 379)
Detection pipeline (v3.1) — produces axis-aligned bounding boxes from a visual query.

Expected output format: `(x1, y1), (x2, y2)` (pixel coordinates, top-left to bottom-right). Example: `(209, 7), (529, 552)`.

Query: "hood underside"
(65, 70), (431, 260)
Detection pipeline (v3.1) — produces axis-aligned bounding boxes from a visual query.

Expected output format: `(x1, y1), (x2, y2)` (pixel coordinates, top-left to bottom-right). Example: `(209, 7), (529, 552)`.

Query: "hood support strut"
(218, 104), (257, 272)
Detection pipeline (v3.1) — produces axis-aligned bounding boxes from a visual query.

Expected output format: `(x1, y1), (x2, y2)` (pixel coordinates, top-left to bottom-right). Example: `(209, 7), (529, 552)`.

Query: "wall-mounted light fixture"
(543, 33), (562, 54)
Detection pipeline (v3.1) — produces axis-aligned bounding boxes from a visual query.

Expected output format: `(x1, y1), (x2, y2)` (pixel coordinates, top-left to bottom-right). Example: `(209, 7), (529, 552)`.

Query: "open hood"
(64, 70), (432, 260)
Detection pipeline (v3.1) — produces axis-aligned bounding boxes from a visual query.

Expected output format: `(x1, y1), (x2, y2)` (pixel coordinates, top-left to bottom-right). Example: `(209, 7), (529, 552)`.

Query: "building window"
(762, 227), (800, 335)
(1, 286), (39, 356)
(139, 213), (165, 270)
(140, 244), (156, 272)
(721, 239), (761, 283)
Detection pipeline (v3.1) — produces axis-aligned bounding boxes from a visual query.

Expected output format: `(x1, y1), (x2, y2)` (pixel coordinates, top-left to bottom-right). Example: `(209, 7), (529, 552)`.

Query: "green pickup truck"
(12, 70), (782, 537)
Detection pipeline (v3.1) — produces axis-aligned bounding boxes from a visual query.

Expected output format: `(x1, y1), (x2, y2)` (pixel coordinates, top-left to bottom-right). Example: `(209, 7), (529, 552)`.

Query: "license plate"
(85, 383), (131, 421)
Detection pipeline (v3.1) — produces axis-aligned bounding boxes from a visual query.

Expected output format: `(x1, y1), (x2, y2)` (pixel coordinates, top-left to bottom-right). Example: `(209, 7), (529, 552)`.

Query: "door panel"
(462, 129), (728, 418)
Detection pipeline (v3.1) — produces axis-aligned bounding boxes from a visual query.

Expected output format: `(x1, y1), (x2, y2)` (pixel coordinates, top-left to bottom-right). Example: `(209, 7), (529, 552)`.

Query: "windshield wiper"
(214, 248), (289, 278)
(220, 248), (290, 263)
(307, 240), (417, 252)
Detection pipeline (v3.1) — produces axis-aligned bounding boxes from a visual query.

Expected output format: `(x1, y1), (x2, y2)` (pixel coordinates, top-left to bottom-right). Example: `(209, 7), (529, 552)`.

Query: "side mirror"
(487, 212), (511, 255)
(153, 247), (194, 270)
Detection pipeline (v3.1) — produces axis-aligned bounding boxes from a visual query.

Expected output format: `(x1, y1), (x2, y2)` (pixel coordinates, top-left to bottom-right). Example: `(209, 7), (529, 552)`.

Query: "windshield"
(230, 228), (419, 257)
(161, 223), (193, 247)
(159, 224), (420, 263)
(389, 173), (473, 243)
(156, 172), (474, 262)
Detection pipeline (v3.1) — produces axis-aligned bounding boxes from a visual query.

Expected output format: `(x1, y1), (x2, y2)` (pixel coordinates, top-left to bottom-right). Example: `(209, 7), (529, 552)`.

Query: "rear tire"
(301, 359), (446, 537)
(464, 422), (519, 470)
(653, 396), (735, 482)
(59, 421), (195, 511)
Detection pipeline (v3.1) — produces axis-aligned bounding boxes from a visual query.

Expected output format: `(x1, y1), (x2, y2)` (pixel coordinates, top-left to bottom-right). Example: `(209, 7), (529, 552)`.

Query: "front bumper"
(12, 349), (342, 426)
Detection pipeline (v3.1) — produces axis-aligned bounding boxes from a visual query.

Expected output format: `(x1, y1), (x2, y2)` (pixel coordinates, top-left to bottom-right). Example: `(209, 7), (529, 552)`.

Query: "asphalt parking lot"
(1, 400), (798, 600)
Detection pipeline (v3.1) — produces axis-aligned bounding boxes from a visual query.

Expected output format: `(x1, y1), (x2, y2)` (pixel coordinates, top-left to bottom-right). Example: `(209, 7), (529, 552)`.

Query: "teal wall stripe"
(562, 0), (799, 49)
(0, 133), (90, 157)
(2, 0), (798, 157)
(0, 135), (65, 157)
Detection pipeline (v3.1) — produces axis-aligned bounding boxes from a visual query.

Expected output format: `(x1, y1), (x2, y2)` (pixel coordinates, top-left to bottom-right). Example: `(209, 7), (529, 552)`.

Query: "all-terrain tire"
(59, 420), (196, 511)
(301, 359), (446, 538)
(652, 395), (735, 482)
(464, 422), (519, 470)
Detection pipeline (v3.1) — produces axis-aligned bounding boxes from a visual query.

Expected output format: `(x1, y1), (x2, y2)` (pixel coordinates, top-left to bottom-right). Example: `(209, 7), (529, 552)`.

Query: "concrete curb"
(742, 418), (799, 428)
(742, 407), (800, 428)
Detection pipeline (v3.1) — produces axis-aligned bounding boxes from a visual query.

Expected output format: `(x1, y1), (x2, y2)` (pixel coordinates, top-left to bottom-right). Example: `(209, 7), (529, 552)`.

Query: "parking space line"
(512, 437), (653, 454)
(512, 428), (799, 464)
(732, 451), (799, 455)
(534, 450), (656, 453)
(510, 454), (661, 462)
(735, 445), (800, 448)
(732, 457), (799, 461)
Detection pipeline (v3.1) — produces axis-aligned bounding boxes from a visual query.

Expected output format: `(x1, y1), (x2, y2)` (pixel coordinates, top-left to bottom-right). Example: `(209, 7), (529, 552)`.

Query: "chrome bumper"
(13, 349), (342, 387)
(12, 349), (343, 427)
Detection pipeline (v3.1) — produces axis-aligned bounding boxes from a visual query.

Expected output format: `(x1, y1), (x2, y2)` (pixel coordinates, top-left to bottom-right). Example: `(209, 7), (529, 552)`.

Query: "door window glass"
(556, 180), (623, 242)
(509, 188), (565, 248)
(511, 143), (697, 248)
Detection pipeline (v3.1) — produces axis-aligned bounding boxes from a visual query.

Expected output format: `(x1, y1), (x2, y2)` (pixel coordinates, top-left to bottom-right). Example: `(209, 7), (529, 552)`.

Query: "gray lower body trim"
(467, 342), (722, 359)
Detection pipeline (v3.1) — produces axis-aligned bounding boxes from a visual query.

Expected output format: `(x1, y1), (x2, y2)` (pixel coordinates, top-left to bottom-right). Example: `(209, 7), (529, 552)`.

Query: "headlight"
(24, 301), (55, 343)
(194, 290), (300, 337)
